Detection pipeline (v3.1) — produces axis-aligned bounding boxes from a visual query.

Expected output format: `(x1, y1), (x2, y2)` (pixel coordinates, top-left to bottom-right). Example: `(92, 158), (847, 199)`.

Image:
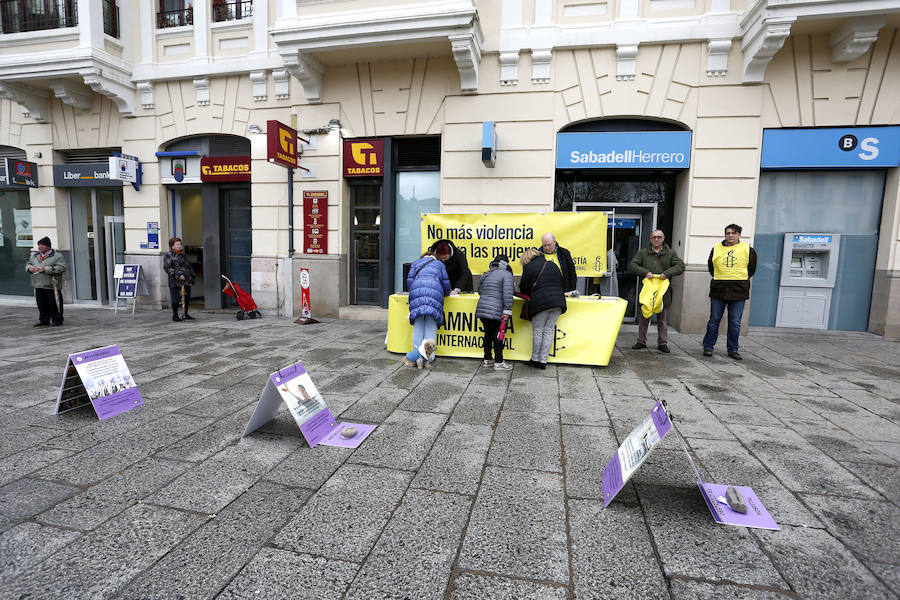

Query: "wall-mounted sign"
(482, 121), (497, 168)
(343, 138), (384, 177)
(53, 163), (123, 187)
(200, 156), (251, 182)
(761, 126), (900, 169)
(267, 120), (299, 169)
(556, 131), (692, 169)
(2, 158), (38, 188)
(109, 156), (138, 183)
(303, 190), (328, 254)
(158, 155), (202, 184)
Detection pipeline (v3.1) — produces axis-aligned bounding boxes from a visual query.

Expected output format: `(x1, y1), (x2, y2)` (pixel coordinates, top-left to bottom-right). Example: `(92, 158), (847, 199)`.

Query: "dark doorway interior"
(350, 181), (382, 305)
(221, 186), (251, 308)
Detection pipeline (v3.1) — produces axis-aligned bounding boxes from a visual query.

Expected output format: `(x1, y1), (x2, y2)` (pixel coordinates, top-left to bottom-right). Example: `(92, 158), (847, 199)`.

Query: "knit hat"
(37, 236), (51, 247)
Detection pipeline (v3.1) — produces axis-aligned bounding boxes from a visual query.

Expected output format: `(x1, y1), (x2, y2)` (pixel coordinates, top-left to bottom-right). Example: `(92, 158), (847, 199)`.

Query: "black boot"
(172, 310), (181, 322)
(183, 313), (195, 320)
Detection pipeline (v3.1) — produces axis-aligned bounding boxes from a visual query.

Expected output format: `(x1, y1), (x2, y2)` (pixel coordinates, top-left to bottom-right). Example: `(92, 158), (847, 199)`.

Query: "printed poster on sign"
(601, 401), (671, 506)
(303, 191), (328, 254)
(14, 208), (32, 247)
(55, 345), (144, 420)
(421, 212), (607, 277)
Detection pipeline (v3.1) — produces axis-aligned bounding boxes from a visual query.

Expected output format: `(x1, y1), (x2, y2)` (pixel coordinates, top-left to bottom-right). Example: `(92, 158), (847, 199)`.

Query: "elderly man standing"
(541, 232), (578, 294)
(627, 229), (685, 353)
(703, 224), (757, 360)
(26, 236), (66, 327)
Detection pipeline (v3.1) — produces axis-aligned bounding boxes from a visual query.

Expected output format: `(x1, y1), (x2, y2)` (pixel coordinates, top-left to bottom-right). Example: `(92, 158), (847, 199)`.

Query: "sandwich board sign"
(55, 345), (144, 420)
(601, 401), (671, 506)
(114, 264), (150, 315)
(243, 360), (374, 448)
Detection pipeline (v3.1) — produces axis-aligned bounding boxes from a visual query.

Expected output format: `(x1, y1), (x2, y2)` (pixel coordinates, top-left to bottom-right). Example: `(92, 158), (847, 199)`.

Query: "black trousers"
(481, 318), (503, 362)
(169, 286), (191, 314)
(35, 287), (63, 325)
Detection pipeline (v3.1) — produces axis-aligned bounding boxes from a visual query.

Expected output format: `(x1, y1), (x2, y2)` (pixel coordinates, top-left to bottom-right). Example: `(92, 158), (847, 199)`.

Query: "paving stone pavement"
(0, 304), (898, 599)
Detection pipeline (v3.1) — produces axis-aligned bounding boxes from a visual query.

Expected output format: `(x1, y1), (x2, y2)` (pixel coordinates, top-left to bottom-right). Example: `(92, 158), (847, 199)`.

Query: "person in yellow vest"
(703, 224), (757, 360)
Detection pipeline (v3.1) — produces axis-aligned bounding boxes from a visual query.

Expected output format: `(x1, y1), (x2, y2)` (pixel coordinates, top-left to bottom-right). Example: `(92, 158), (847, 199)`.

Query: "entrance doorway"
(222, 186), (251, 307)
(69, 188), (123, 304)
(350, 181), (382, 305)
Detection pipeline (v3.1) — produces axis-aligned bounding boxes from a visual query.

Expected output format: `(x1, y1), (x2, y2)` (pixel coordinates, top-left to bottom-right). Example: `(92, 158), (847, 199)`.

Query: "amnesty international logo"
(724, 249), (737, 268)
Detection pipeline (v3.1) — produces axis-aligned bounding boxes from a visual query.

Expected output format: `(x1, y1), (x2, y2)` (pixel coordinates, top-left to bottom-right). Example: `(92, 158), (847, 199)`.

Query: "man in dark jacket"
(430, 239), (473, 294)
(26, 236), (66, 327)
(541, 233), (578, 293)
(627, 229), (685, 353)
(702, 224), (757, 360)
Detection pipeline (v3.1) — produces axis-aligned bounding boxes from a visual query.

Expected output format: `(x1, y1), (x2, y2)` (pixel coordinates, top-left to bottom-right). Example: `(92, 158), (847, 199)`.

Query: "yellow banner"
(386, 293), (627, 367)
(421, 212), (607, 277)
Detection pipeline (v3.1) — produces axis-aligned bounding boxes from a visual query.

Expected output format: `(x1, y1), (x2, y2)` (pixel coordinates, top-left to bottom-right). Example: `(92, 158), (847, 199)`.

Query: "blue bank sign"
(557, 131), (692, 169)
(761, 127), (900, 169)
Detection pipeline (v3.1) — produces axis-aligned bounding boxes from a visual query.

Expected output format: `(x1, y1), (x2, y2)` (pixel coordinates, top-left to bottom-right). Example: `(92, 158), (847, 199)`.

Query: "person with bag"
(475, 253), (515, 371)
(163, 237), (196, 322)
(627, 229), (685, 353)
(25, 236), (66, 327)
(519, 247), (567, 369)
(403, 250), (451, 368)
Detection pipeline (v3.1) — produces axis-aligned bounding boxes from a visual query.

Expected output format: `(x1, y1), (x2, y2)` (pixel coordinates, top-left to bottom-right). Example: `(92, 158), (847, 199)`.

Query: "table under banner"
(386, 293), (627, 367)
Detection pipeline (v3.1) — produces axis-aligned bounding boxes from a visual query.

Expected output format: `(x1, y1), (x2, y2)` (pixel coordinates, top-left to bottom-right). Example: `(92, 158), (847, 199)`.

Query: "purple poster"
(697, 482), (780, 530)
(319, 422), (376, 448)
(602, 401), (670, 507)
(70, 345), (143, 420)
(270, 361), (335, 447)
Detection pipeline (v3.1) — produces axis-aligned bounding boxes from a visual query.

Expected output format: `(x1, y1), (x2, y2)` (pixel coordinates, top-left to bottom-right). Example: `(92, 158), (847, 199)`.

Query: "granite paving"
(0, 304), (898, 598)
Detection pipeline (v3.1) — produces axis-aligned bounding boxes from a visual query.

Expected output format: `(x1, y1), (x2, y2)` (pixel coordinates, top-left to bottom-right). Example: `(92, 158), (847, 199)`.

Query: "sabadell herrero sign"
(556, 131), (692, 169)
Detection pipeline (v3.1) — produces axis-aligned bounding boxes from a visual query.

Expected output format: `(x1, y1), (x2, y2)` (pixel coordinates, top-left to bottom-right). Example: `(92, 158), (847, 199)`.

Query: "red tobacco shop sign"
(303, 191), (328, 254)
(200, 156), (251, 182)
(267, 120), (299, 169)
(343, 138), (384, 177)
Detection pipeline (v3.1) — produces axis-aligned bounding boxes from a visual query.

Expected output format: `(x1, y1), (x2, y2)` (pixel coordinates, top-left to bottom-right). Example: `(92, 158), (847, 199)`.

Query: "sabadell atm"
(775, 234), (840, 329)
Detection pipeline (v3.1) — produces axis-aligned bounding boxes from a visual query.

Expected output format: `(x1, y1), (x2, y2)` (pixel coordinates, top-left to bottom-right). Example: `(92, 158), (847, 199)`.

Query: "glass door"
(222, 186), (251, 307)
(350, 183), (382, 304)
(104, 215), (125, 302)
(69, 188), (123, 303)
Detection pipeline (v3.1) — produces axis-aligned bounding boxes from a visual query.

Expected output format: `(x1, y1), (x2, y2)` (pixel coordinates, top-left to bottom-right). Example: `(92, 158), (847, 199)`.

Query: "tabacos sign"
(343, 138), (384, 177)
(200, 156), (251, 182)
(267, 120), (298, 169)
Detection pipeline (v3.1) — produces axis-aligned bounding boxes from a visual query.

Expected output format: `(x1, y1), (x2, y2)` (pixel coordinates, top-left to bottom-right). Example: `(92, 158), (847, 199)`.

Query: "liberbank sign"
(556, 131), (692, 169)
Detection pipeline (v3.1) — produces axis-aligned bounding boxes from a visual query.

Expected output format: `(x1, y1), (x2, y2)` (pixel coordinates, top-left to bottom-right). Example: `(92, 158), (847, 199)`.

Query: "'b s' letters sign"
(557, 131), (692, 169)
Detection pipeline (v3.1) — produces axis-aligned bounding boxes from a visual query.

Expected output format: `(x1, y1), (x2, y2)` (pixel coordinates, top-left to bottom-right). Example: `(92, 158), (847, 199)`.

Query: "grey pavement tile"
(845, 462), (900, 501)
(472, 362), (515, 385)
(0, 522), (81, 585)
(560, 395), (610, 426)
(192, 365), (271, 390)
(319, 367), (385, 395)
(834, 388), (900, 420)
(348, 410), (447, 471)
(119, 482), (312, 600)
(378, 365), (430, 390)
(157, 404), (256, 462)
(557, 366), (600, 399)
(790, 422), (897, 466)
(40, 404), (174, 452)
(823, 413), (900, 442)
(400, 372), (469, 413)
(273, 463), (412, 562)
(344, 489), (471, 600)
(800, 493), (900, 563)
(569, 499), (668, 600)
(0, 424), (66, 460)
(134, 385), (220, 412)
(458, 466), (569, 584)
(0, 504), (206, 600)
(563, 425), (619, 500)
(704, 402), (783, 427)
(639, 484), (787, 588)
(755, 525), (895, 599)
(429, 356), (480, 377)
(515, 361), (558, 378)
(38, 456), (190, 530)
(727, 424), (880, 499)
(668, 579), (795, 599)
(631, 449), (700, 488)
(217, 548), (359, 600)
(504, 377), (560, 414)
(340, 386), (406, 423)
(0, 447), (74, 487)
(450, 384), (504, 425)
(752, 396), (829, 423)
(592, 360), (641, 379)
(412, 422), (492, 495)
(0, 477), (80, 532)
(599, 377), (650, 398)
(263, 438), (353, 490)
(796, 394), (877, 417)
(174, 383), (261, 419)
(685, 381), (756, 406)
(488, 410), (561, 472)
(851, 378), (900, 401)
(448, 573), (569, 600)
(148, 434), (299, 514)
(768, 378), (838, 397)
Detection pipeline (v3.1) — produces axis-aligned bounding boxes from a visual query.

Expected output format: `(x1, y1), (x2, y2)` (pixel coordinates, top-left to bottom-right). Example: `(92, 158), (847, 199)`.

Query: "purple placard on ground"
(319, 422), (376, 449)
(71, 345), (143, 420)
(72, 346), (122, 364)
(650, 401), (671, 437)
(92, 387), (144, 421)
(601, 450), (624, 507)
(697, 482), (780, 530)
(300, 407), (337, 448)
(270, 361), (307, 385)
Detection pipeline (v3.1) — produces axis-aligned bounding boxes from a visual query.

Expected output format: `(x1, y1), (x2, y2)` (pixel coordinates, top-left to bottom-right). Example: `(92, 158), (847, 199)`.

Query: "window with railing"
(157, 0), (193, 29)
(212, 0), (252, 22)
(102, 0), (118, 38)
(0, 0), (77, 34)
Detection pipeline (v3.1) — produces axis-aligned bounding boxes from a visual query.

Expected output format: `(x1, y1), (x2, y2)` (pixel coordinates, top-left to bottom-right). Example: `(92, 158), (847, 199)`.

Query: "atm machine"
(775, 233), (840, 329)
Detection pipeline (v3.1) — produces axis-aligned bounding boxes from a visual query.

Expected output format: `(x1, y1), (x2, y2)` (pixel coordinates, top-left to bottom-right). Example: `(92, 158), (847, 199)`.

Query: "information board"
(55, 345), (144, 420)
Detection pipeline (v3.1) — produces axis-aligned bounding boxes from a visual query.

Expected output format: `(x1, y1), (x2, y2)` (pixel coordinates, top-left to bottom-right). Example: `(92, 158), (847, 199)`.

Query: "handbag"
(518, 261), (547, 321)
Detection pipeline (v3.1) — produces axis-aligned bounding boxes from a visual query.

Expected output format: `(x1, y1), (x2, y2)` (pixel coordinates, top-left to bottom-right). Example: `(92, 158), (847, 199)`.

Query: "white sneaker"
(493, 361), (513, 371)
(483, 359), (495, 368)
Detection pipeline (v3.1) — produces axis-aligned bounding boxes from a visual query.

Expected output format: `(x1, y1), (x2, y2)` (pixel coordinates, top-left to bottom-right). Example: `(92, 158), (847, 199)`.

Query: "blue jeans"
(406, 316), (438, 362)
(702, 298), (745, 354)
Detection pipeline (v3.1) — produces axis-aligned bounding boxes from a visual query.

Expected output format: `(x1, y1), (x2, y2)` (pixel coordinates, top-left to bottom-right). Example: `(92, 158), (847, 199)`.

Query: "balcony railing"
(0, 0), (77, 34)
(157, 7), (193, 29)
(102, 0), (118, 38)
(212, 0), (252, 22)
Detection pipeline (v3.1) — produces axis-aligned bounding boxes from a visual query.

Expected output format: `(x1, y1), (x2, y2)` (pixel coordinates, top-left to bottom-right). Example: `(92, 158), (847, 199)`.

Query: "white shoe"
(493, 361), (513, 371)
(483, 359), (495, 368)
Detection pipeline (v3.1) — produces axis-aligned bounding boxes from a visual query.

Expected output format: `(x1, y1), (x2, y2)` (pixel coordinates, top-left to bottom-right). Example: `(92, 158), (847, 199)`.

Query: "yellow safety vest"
(712, 241), (750, 280)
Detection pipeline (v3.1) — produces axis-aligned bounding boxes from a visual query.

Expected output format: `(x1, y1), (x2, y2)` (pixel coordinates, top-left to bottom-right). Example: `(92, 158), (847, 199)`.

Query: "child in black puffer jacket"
(475, 254), (514, 370)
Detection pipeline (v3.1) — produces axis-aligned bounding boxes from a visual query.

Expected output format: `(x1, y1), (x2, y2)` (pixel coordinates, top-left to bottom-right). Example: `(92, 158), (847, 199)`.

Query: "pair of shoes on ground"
(632, 342), (669, 353)
(483, 359), (513, 371)
(173, 314), (195, 321)
(702, 348), (742, 360)
(526, 359), (547, 370)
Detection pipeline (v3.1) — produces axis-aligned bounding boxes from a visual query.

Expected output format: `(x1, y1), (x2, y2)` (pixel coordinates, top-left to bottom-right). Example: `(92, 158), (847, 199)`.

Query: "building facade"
(1, 0), (899, 338)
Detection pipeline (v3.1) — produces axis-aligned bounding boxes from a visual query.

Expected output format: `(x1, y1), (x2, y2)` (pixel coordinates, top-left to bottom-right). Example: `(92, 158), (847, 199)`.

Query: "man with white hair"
(540, 232), (578, 294)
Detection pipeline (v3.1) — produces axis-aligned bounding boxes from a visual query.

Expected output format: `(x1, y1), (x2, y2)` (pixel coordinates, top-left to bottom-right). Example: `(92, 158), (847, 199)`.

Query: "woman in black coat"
(519, 247), (566, 369)
(163, 237), (195, 322)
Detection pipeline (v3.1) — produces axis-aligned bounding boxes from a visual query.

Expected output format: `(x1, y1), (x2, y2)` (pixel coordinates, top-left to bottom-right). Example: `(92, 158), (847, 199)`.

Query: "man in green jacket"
(627, 229), (685, 353)
(26, 236), (66, 327)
